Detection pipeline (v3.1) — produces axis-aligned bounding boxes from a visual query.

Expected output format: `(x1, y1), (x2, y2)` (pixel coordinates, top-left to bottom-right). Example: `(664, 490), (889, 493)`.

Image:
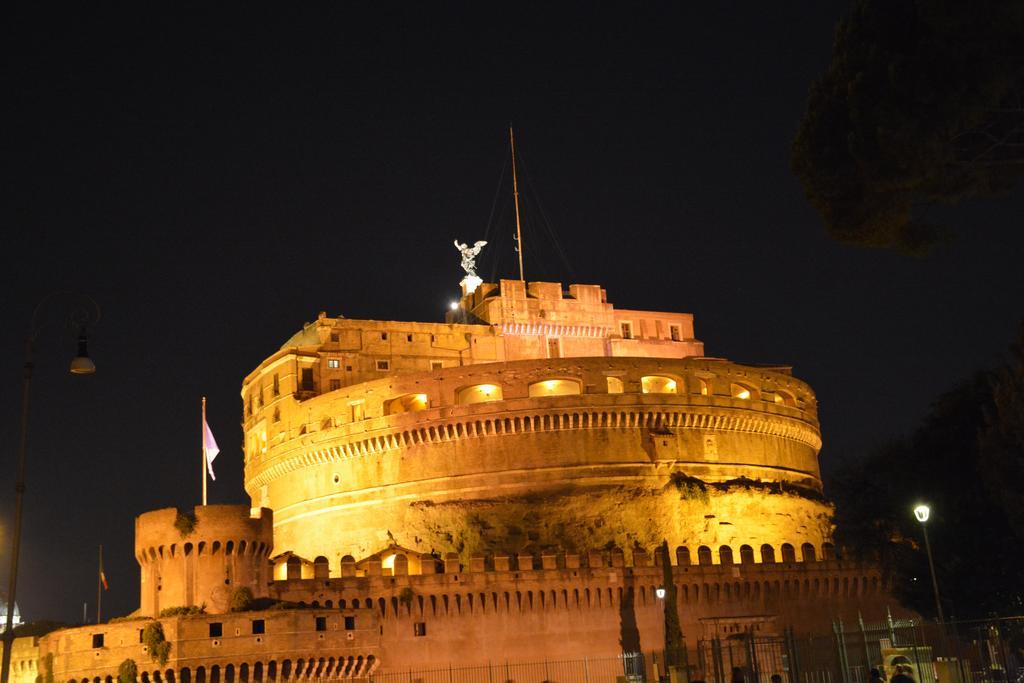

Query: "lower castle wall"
(39, 560), (912, 680)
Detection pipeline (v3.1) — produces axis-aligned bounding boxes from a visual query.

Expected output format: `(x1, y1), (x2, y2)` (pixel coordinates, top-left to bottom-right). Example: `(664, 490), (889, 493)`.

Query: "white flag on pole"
(203, 417), (220, 480)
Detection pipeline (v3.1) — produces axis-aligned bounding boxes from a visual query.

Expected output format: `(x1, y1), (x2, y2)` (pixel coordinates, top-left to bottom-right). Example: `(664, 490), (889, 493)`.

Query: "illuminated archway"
(385, 393), (429, 415)
(456, 384), (503, 405)
(641, 375), (677, 394)
(528, 379), (581, 398)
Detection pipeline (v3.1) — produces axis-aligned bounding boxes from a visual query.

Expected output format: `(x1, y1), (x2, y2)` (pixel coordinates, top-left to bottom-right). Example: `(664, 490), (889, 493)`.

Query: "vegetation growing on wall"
(173, 510), (197, 538)
(142, 622), (171, 666)
(398, 587), (414, 607)
(117, 659), (138, 683)
(158, 605), (205, 617)
(38, 652), (53, 683)
(230, 587), (254, 612)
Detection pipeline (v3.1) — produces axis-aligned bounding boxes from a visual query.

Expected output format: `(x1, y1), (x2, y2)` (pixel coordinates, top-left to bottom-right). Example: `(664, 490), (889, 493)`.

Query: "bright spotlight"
(913, 504), (930, 523)
(449, 301), (459, 311)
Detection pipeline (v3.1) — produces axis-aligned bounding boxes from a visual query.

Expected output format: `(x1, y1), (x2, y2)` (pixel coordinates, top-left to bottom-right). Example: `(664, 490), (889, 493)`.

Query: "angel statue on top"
(454, 239), (487, 293)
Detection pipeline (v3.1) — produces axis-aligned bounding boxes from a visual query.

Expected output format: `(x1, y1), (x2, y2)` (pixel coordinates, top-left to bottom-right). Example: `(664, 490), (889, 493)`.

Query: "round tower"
(135, 504), (273, 616)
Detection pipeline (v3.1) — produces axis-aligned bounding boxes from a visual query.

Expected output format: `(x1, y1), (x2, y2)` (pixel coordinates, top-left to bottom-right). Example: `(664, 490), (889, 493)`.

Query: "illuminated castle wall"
(30, 279), (910, 683)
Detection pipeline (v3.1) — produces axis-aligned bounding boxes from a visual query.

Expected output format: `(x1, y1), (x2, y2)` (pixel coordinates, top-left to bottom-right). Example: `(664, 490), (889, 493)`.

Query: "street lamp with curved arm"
(0, 293), (100, 683)
(912, 502), (944, 625)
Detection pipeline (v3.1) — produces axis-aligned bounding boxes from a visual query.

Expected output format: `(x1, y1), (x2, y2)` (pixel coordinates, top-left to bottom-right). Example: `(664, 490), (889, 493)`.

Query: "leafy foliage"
(173, 510), (197, 538)
(158, 605), (205, 617)
(398, 587), (414, 607)
(117, 659), (138, 683)
(793, 0), (1024, 252)
(829, 328), (1024, 618)
(141, 622), (171, 666)
(229, 587), (254, 612)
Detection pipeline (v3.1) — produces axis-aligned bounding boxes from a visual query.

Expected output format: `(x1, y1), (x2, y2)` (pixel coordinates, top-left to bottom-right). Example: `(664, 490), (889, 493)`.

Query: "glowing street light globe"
(913, 504), (930, 523)
(655, 587), (666, 599)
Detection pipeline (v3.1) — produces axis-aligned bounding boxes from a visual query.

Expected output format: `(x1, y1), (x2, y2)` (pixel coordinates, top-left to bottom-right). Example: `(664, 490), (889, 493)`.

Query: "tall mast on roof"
(510, 126), (525, 281)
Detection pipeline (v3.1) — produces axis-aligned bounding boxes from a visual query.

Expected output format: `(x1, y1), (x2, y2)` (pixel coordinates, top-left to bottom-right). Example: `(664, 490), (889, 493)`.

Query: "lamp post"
(913, 503), (945, 624)
(1, 293), (100, 683)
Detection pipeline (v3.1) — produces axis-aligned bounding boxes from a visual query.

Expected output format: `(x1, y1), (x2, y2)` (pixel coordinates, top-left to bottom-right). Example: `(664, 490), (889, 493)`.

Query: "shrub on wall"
(141, 622), (172, 666)
(229, 587), (254, 612)
(117, 659), (138, 683)
(158, 605), (205, 617)
(173, 510), (197, 538)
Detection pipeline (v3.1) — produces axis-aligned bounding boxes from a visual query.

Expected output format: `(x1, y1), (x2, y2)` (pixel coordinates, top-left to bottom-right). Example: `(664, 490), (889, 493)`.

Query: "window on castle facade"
(92, 634), (104, 648)
(300, 368), (314, 391)
(431, 360), (444, 370)
(329, 379), (341, 391)
(209, 623), (222, 638)
(251, 619), (265, 635)
(621, 322), (633, 339)
(670, 325), (681, 341)
(376, 360), (390, 371)
(344, 615), (356, 630)
(414, 622), (427, 637)
(315, 616), (327, 632)
(272, 374), (280, 396)
(328, 359), (340, 369)
(330, 332), (339, 342)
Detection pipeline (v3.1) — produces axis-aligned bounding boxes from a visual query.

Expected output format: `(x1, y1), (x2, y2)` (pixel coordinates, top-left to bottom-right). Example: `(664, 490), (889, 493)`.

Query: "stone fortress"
(21, 279), (906, 683)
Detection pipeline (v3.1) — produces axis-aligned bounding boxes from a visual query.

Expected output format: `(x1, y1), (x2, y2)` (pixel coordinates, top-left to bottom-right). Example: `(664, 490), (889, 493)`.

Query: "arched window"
(641, 376), (677, 394)
(730, 383), (755, 400)
(822, 542), (836, 560)
(606, 377), (624, 394)
(527, 379), (581, 398)
(719, 546), (734, 565)
(774, 390), (796, 407)
(456, 384), (503, 405)
(760, 544), (776, 563)
(697, 546), (713, 565)
(781, 543), (796, 563)
(676, 546), (691, 566)
(739, 545), (754, 564)
(801, 543), (817, 562)
(385, 393), (429, 415)
(695, 378), (710, 396)
(313, 556), (330, 578)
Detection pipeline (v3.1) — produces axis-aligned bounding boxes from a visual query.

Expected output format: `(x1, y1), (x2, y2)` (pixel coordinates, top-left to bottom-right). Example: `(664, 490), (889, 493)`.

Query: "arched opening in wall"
(280, 662), (291, 681)
(253, 662), (263, 683)
(141, 674), (150, 683)
(676, 546), (691, 566)
(225, 541), (234, 555)
(760, 544), (776, 563)
(266, 662), (276, 682)
(195, 668), (206, 683)
(693, 378), (710, 396)
(781, 543), (796, 563)
(179, 669), (190, 683)
(730, 383), (756, 400)
(528, 379), (582, 398)
(739, 545), (754, 564)
(606, 377), (624, 394)
(212, 541), (221, 555)
(286, 556), (302, 580)
(385, 393), (429, 415)
(774, 390), (796, 407)
(238, 663), (248, 683)
(641, 375), (677, 394)
(719, 546), (734, 565)
(697, 546), (713, 565)
(165, 671), (175, 683)
(822, 543), (836, 560)
(456, 384), (503, 405)
(313, 556), (329, 579)
(801, 543), (817, 562)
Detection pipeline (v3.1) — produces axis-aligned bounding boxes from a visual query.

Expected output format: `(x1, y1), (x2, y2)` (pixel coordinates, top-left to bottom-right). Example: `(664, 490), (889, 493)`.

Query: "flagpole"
(96, 545), (102, 624)
(202, 396), (207, 507)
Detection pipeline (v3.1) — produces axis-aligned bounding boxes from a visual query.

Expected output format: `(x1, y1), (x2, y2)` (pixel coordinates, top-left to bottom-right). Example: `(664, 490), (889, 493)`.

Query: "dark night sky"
(2, 5), (1022, 623)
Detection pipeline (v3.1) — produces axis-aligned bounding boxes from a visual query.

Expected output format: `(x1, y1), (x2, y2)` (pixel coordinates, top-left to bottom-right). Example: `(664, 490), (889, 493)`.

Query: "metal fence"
(695, 616), (1024, 683)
